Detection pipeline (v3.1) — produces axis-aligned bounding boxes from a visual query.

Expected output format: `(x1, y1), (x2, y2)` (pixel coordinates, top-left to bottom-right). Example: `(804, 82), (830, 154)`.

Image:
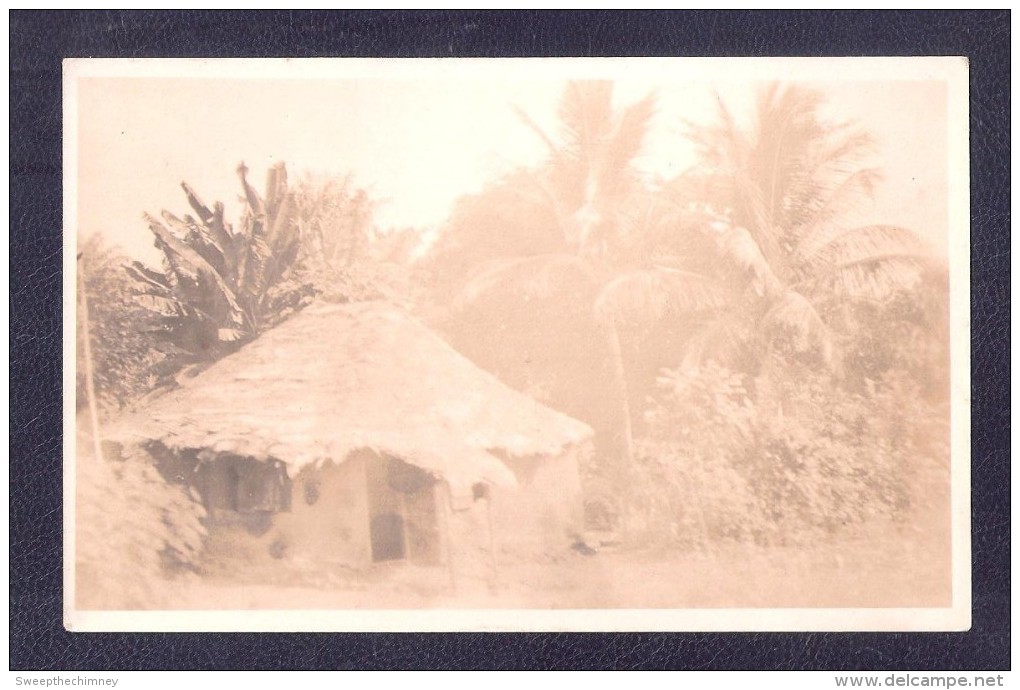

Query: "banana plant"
(127, 162), (312, 381)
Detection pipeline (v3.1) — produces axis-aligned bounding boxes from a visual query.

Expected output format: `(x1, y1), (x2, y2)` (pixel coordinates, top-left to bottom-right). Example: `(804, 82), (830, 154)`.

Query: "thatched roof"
(109, 301), (592, 489)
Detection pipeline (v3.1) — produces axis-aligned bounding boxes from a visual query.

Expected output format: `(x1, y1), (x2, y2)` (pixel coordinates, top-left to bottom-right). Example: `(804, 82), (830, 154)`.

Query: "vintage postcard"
(63, 57), (970, 632)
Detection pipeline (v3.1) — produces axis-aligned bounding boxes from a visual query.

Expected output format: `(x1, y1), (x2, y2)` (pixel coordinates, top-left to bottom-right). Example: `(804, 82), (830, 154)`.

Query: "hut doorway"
(365, 454), (441, 565)
(370, 513), (406, 561)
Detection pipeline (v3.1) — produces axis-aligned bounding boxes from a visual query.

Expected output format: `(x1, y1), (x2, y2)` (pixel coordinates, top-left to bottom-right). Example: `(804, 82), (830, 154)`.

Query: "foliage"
(292, 173), (371, 273)
(429, 81), (723, 475)
(673, 84), (934, 377)
(513, 80), (657, 257)
(632, 362), (758, 546)
(128, 163), (394, 385)
(128, 162), (311, 379)
(421, 81), (951, 551)
(76, 236), (163, 415)
(612, 85), (949, 546)
(633, 360), (943, 548)
(76, 441), (207, 609)
(291, 174), (427, 310)
(835, 262), (950, 398)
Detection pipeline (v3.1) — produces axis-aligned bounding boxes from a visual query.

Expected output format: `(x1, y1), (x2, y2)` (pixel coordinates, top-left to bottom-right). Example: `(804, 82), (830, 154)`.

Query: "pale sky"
(74, 73), (949, 264)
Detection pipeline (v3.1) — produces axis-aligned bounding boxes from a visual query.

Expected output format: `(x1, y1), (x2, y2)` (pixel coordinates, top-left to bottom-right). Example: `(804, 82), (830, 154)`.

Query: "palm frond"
(216, 328), (246, 343)
(713, 223), (783, 298)
(797, 167), (882, 232)
(512, 104), (559, 156)
(176, 186), (237, 276)
(716, 94), (748, 155)
(237, 234), (273, 299)
(554, 83), (613, 212)
(593, 265), (725, 325)
(760, 289), (834, 364)
(679, 310), (754, 371)
(597, 91), (656, 198)
(732, 165), (790, 278)
(455, 253), (597, 309)
(263, 162), (287, 218)
(750, 86), (828, 236)
(682, 93), (752, 172)
(180, 181), (214, 224)
(812, 126), (875, 170)
(825, 224), (926, 263)
(829, 255), (929, 301)
(266, 191), (299, 260)
(558, 81), (614, 163)
(133, 293), (187, 317)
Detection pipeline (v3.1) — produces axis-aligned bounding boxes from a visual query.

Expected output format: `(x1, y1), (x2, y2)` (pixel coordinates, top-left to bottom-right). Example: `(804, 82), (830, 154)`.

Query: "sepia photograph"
(62, 57), (970, 632)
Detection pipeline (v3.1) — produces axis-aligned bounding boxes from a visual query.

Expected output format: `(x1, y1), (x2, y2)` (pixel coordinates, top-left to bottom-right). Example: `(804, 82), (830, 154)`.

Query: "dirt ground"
(157, 512), (951, 610)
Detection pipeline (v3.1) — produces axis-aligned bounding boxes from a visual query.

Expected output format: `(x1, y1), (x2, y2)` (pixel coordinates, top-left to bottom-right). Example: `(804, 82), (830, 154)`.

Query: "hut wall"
(363, 451), (446, 566)
(191, 443), (586, 573)
(489, 444), (584, 557)
(271, 451), (372, 567)
(191, 455), (292, 568)
(443, 484), (497, 585)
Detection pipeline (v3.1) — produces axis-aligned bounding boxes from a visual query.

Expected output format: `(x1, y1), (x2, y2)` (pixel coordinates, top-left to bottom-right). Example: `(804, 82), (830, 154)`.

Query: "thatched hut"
(108, 302), (593, 573)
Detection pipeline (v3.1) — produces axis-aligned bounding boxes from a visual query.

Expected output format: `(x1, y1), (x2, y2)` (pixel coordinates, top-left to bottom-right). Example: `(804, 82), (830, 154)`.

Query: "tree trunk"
(600, 314), (634, 481)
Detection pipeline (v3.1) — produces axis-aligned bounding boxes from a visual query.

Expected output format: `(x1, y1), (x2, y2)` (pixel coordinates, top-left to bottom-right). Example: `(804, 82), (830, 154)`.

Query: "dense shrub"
(76, 237), (164, 415)
(75, 442), (206, 609)
(632, 361), (942, 548)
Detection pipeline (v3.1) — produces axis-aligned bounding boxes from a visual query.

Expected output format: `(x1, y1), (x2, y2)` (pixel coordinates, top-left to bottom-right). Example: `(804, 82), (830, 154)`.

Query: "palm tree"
(672, 84), (933, 411)
(441, 81), (723, 479)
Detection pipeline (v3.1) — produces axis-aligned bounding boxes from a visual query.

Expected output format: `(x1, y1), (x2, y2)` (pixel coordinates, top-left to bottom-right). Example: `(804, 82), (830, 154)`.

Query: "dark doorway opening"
(370, 512), (406, 561)
(365, 453), (441, 565)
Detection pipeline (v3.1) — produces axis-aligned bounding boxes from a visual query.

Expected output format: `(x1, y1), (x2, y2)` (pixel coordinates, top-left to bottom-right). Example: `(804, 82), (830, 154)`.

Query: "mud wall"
(272, 451), (372, 567)
(443, 483), (495, 587)
(489, 444), (584, 558)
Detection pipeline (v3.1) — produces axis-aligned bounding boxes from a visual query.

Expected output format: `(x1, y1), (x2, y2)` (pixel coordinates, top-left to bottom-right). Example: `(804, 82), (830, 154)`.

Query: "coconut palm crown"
(671, 84), (933, 374)
(439, 81), (726, 476)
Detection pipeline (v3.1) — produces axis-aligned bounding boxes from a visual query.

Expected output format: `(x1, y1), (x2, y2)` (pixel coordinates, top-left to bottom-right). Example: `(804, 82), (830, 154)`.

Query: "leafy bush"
(76, 442), (206, 609)
(76, 237), (163, 415)
(631, 362), (758, 547)
(633, 360), (937, 548)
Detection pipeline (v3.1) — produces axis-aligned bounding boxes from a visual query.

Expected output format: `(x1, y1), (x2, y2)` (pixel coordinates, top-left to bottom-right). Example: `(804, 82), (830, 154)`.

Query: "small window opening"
(472, 482), (490, 501)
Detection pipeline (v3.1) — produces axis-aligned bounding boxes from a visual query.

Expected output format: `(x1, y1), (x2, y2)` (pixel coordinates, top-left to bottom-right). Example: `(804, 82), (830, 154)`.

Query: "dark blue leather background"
(9, 10), (1009, 671)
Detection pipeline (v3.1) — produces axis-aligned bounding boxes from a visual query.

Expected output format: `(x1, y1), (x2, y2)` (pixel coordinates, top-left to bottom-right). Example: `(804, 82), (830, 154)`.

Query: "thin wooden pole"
(485, 492), (498, 592)
(77, 254), (105, 464)
(441, 483), (456, 591)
